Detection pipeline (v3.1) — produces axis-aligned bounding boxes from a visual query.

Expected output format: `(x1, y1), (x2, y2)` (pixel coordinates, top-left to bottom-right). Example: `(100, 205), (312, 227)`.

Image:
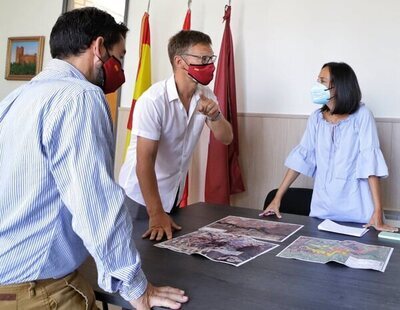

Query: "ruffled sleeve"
(355, 105), (388, 179)
(284, 110), (318, 178)
(356, 147), (388, 179)
(285, 145), (316, 177)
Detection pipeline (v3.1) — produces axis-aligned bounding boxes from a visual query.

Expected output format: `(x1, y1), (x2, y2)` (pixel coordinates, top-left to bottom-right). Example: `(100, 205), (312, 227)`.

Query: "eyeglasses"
(182, 54), (217, 64)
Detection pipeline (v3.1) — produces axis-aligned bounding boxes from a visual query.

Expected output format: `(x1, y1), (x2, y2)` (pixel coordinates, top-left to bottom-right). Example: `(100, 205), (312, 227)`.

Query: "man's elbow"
(136, 158), (150, 177)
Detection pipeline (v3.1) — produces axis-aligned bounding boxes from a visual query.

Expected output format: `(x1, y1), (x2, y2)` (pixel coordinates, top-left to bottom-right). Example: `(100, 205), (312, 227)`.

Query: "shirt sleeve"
(355, 106), (388, 179)
(43, 89), (147, 301)
(284, 110), (318, 177)
(132, 93), (162, 141)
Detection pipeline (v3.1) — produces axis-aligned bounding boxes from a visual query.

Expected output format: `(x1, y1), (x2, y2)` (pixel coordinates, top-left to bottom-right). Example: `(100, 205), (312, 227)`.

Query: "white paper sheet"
(318, 219), (369, 237)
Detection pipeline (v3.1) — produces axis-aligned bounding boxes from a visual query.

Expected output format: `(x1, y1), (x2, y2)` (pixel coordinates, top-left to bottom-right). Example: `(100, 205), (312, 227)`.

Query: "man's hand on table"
(142, 211), (182, 240)
(130, 283), (188, 310)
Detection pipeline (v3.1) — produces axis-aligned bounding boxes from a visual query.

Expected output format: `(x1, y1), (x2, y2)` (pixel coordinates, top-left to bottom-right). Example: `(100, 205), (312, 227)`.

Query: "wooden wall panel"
(231, 115), (313, 209)
(376, 122), (392, 209)
(388, 123), (400, 210)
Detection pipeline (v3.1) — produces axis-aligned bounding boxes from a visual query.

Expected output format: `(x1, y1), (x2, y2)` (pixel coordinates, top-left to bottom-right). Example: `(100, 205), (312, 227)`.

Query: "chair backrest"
(263, 187), (313, 216)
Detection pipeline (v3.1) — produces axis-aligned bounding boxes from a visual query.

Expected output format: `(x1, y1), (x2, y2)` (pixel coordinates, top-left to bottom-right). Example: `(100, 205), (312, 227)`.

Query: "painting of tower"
(6, 36), (44, 80)
(15, 46), (37, 65)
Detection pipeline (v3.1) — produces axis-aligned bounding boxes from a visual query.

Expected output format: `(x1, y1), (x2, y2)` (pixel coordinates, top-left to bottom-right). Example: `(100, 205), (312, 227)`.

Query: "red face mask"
(102, 56), (125, 94)
(187, 63), (215, 85)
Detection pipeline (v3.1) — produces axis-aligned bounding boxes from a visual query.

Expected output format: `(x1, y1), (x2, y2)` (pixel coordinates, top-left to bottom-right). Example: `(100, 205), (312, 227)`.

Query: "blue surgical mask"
(311, 82), (331, 105)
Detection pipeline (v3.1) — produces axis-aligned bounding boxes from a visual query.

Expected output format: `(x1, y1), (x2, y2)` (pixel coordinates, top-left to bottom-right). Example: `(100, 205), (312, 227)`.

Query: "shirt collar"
(33, 58), (88, 82)
(166, 75), (179, 102)
(166, 75), (202, 104)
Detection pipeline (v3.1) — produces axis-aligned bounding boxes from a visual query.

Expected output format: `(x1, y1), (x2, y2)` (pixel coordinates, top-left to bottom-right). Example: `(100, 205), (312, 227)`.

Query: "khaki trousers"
(0, 271), (98, 310)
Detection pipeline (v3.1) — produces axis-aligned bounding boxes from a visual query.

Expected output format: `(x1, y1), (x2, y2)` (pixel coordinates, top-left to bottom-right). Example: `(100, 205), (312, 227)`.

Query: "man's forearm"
(136, 163), (164, 216)
(208, 117), (233, 145)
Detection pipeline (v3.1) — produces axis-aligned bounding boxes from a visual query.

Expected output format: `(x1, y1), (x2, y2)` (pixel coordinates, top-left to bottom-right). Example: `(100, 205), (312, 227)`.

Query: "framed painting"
(5, 36), (45, 80)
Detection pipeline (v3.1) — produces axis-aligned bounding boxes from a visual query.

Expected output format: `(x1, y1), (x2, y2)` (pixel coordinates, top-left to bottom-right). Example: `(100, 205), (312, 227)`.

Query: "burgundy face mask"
(102, 56), (125, 94)
(187, 63), (215, 85)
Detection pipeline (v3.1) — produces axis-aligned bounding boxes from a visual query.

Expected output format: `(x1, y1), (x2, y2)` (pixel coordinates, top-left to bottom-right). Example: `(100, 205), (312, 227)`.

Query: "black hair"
(50, 7), (128, 59)
(321, 62), (362, 115)
(168, 30), (212, 65)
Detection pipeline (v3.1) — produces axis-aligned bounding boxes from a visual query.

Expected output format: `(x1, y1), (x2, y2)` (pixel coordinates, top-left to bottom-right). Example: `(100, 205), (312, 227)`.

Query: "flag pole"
(147, 0), (151, 13)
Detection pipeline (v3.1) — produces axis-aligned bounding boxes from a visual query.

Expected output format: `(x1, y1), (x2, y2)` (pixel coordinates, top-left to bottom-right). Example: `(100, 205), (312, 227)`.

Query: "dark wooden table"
(79, 202), (400, 310)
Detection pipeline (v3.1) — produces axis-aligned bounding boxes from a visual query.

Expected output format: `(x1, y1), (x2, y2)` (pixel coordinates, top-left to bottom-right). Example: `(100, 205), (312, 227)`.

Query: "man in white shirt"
(119, 30), (233, 241)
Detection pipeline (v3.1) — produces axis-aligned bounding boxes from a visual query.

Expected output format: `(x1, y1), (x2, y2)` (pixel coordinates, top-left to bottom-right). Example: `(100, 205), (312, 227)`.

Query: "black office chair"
(263, 187), (313, 216)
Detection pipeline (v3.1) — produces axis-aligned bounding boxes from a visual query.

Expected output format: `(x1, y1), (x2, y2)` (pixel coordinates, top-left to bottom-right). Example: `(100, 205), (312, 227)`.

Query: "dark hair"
(321, 62), (362, 115)
(50, 7), (128, 59)
(168, 30), (212, 66)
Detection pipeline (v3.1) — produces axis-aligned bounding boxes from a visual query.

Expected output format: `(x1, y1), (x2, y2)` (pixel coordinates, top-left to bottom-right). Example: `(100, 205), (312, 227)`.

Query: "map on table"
(155, 230), (279, 267)
(201, 215), (303, 242)
(277, 236), (393, 272)
(155, 215), (304, 266)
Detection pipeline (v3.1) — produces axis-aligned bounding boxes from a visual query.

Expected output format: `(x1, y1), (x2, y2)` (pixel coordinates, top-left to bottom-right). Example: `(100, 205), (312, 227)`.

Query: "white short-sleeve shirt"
(119, 75), (217, 212)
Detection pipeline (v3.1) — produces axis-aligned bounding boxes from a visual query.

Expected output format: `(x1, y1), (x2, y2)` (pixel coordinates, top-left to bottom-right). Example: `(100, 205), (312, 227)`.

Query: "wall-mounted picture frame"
(5, 36), (45, 80)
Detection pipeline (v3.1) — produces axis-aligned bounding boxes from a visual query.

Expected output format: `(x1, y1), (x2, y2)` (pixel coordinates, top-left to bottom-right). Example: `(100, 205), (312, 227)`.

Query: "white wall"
(0, 0), (63, 100)
(2, 1), (400, 118)
(121, 0), (400, 117)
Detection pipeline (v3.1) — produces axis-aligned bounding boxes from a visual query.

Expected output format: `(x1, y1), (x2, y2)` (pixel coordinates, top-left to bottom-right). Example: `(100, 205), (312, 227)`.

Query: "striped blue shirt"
(0, 59), (147, 300)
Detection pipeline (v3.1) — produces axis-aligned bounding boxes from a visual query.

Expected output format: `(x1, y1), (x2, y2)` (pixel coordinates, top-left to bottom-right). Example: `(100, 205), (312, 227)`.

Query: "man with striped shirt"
(0, 7), (187, 310)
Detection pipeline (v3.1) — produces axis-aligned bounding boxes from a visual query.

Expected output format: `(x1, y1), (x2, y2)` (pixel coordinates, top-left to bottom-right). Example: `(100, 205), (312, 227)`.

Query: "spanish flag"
(179, 4), (192, 208)
(124, 12), (152, 158)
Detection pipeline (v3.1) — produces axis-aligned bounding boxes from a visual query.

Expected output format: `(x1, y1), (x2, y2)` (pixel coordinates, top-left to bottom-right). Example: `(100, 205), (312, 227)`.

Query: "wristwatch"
(208, 111), (222, 122)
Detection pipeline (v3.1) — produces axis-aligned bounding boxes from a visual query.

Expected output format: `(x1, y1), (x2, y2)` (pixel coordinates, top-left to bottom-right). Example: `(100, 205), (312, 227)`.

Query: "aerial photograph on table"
(155, 230), (279, 266)
(277, 236), (394, 272)
(201, 215), (303, 242)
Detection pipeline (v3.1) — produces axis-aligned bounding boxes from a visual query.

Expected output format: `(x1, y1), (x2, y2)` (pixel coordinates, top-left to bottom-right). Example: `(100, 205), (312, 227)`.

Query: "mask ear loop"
(95, 54), (105, 65)
(179, 55), (192, 74)
(325, 84), (337, 113)
(326, 85), (335, 101)
(95, 42), (111, 65)
(180, 55), (190, 66)
(94, 46), (109, 88)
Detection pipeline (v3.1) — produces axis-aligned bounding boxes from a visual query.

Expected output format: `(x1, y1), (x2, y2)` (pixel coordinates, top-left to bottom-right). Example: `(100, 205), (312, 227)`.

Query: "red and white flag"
(205, 5), (245, 205)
